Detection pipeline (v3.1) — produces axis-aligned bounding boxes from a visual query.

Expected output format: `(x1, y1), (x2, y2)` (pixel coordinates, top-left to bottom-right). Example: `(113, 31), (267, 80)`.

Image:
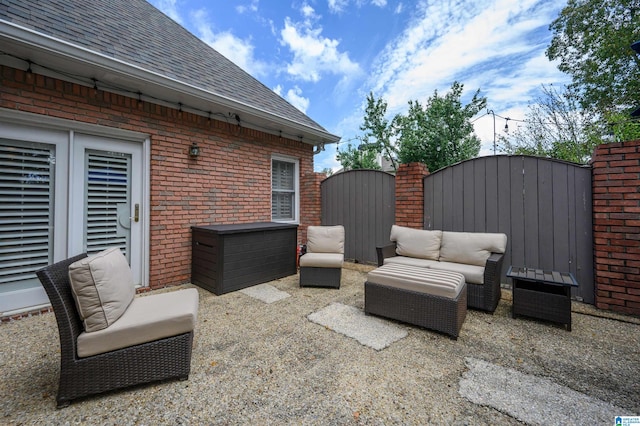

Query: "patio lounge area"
(1, 263), (638, 424)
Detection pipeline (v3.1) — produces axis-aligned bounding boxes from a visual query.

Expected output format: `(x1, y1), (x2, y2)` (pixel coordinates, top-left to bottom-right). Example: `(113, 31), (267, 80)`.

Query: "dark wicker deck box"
(191, 222), (297, 295)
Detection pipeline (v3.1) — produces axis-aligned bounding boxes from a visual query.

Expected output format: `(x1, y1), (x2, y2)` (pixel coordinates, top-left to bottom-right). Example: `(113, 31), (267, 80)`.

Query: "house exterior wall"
(1, 66), (316, 293)
(592, 140), (640, 316)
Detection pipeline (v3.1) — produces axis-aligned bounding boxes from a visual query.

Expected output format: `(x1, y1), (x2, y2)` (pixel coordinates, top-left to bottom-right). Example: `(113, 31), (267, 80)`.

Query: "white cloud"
(328, 0), (349, 14)
(285, 86), (310, 113)
(273, 85), (310, 113)
(327, 0), (388, 13)
(280, 17), (361, 82)
(301, 3), (316, 18)
(191, 9), (266, 77)
(236, 0), (259, 14)
(150, 0), (183, 25)
(394, 3), (404, 14)
(363, 0), (569, 148)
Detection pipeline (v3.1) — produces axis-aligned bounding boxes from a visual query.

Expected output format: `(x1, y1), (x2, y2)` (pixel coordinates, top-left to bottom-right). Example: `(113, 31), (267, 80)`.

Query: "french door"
(70, 134), (144, 284)
(0, 118), (148, 315)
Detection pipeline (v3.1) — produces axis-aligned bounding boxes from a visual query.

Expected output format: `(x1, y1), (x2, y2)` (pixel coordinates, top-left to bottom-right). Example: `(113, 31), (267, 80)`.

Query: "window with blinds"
(272, 159), (295, 221)
(0, 140), (54, 285)
(85, 151), (131, 258)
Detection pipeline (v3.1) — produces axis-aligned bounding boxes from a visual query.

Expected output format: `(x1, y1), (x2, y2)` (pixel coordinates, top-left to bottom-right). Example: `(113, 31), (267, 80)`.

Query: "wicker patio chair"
(36, 253), (197, 408)
(299, 225), (345, 288)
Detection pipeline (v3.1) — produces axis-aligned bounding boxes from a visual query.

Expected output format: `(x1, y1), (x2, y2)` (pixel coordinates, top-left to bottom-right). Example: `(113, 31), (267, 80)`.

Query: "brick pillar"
(395, 162), (429, 228)
(592, 140), (640, 316)
(299, 171), (325, 243)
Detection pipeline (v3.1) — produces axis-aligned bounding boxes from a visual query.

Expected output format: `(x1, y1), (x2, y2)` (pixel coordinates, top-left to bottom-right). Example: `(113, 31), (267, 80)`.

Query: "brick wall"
(299, 171), (326, 242)
(592, 140), (640, 316)
(395, 162), (429, 228)
(1, 66), (315, 291)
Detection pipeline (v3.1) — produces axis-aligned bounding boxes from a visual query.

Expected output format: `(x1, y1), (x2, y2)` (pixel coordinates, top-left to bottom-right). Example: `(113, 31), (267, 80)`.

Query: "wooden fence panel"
(424, 156), (594, 303)
(321, 170), (395, 264)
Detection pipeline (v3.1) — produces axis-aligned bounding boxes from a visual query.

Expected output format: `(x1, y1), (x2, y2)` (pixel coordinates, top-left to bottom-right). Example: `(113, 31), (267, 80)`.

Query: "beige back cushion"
(68, 248), (135, 332)
(307, 225), (345, 254)
(390, 225), (442, 260)
(439, 232), (507, 267)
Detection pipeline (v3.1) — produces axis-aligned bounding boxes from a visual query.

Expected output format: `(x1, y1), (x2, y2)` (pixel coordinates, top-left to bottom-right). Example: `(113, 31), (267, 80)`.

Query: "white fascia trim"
(0, 21), (340, 144)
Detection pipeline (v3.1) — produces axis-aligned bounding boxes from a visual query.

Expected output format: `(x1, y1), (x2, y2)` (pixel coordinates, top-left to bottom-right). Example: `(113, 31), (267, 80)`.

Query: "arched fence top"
(425, 154), (591, 178)
(321, 169), (396, 187)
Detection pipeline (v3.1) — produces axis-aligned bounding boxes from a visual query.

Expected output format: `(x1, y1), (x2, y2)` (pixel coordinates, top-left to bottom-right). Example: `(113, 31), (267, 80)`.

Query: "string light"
(0, 51), (335, 145)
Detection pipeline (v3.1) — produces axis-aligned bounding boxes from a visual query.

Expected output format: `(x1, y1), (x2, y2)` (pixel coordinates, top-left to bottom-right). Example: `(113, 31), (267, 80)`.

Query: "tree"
(500, 84), (599, 164)
(393, 81), (486, 172)
(335, 143), (381, 171)
(358, 93), (398, 171)
(546, 0), (640, 115)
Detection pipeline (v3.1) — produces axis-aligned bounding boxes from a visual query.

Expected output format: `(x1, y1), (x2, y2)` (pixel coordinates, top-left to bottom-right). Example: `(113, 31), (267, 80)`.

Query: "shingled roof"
(0, 0), (340, 144)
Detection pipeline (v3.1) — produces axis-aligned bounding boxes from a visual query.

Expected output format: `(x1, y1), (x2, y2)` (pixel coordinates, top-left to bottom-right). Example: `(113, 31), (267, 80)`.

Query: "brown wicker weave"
(299, 266), (341, 288)
(376, 243), (504, 313)
(364, 281), (467, 339)
(36, 254), (194, 408)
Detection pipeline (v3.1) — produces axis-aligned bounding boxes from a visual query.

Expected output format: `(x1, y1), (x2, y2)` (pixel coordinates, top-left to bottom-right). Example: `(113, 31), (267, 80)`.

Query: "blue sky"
(149, 0), (570, 171)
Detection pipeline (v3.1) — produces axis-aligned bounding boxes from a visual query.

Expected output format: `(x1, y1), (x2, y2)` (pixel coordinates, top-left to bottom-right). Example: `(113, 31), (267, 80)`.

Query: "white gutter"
(0, 20), (341, 144)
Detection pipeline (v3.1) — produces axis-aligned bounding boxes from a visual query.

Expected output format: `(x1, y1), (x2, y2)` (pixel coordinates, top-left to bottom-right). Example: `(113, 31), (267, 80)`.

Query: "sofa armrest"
(482, 252), (505, 312)
(376, 243), (397, 267)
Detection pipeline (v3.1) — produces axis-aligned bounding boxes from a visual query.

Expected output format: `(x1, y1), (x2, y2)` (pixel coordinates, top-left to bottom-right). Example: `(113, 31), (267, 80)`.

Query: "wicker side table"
(507, 266), (578, 331)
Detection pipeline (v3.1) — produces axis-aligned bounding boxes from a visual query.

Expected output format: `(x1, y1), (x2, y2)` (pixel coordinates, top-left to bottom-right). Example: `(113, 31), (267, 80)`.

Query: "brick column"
(592, 140), (640, 316)
(395, 162), (429, 228)
(299, 171), (325, 243)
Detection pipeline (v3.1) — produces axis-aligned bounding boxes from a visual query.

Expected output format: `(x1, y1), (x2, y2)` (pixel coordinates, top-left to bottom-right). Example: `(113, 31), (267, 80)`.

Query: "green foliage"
(603, 111), (640, 142)
(335, 143), (381, 171)
(546, 0), (640, 114)
(393, 82), (486, 172)
(499, 84), (599, 164)
(339, 82), (486, 172)
(358, 93), (398, 171)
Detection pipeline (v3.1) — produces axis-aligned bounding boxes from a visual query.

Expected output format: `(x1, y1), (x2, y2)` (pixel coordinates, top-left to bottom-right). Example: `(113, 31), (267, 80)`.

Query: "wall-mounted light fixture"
(189, 142), (200, 157)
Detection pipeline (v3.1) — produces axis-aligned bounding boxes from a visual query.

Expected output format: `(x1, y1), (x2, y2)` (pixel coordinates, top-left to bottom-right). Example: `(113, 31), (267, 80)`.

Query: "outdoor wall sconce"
(189, 142), (200, 157)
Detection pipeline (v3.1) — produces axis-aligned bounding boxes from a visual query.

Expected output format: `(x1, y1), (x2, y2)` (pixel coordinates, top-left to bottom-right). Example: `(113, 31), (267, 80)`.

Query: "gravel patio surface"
(1, 263), (639, 425)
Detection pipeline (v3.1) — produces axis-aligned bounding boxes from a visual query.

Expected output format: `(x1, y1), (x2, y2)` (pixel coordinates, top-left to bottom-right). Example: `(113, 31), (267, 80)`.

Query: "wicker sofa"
(376, 225), (507, 313)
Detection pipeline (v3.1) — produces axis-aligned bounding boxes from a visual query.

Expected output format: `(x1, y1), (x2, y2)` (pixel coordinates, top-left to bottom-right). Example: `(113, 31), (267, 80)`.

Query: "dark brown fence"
(321, 170), (395, 264)
(424, 156), (594, 303)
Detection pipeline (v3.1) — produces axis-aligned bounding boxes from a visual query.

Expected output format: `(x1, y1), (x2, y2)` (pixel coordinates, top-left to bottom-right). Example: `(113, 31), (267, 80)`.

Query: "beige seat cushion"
(306, 225), (345, 254)
(439, 232), (507, 267)
(77, 288), (199, 358)
(299, 252), (344, 268)
(367, 264), (465, 299)
(430, 261), (485, 285)
(68, 248), (135, 332)
(390, 225), (442, 260)
(383, 256), (440, 269)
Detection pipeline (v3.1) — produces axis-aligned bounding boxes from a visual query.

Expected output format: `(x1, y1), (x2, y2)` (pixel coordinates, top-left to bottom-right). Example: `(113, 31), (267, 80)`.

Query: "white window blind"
(272, 159), (295, 221)
(0, 141), (54, 284)
(85, 151), (131, 257)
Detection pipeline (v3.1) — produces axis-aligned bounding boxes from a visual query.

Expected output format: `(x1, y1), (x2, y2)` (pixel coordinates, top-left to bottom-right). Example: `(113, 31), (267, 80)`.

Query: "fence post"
(592, 139), (640, 316)
(300, 171), (325, 243)
(395, 162), (429, 228)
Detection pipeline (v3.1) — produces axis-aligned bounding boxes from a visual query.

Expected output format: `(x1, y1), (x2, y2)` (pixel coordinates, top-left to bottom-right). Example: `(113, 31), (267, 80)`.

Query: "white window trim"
(271, 154), (299, 224)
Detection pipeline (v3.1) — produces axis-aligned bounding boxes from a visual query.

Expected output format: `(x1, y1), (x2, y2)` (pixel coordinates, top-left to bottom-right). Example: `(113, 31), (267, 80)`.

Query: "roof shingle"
(0, 0), (333, 137)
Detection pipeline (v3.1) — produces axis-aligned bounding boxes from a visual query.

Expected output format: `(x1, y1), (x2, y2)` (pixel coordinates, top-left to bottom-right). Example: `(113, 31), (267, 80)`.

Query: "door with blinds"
(70, 134), (144, 285)
(0, 119), (147, 315)
(0, 140), (56, 312)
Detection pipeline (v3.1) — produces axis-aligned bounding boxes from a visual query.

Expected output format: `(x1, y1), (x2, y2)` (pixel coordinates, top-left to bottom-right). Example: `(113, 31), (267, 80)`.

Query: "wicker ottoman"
(364, 264), (467, 338)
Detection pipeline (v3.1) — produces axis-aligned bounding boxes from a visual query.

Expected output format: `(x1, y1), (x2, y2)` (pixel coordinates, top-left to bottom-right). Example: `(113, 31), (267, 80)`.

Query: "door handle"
(132, 204), (139, 223)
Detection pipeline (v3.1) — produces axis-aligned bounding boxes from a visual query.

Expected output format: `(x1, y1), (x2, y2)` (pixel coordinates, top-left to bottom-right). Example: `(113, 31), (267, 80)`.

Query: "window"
(271, 156), (299, 222)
